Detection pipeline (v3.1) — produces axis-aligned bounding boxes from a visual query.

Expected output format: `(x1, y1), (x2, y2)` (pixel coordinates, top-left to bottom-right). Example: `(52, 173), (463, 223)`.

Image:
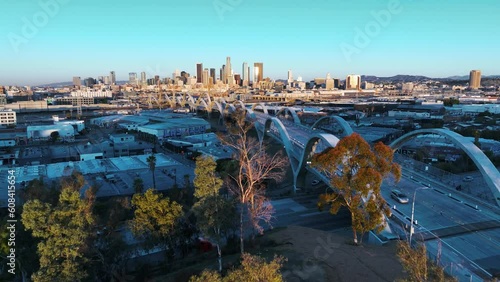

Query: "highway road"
(382, 174), (500, 280)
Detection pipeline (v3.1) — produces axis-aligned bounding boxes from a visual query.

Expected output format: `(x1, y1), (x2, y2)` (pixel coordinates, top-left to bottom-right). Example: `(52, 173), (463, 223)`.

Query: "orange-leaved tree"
(312, 133), (401, 245)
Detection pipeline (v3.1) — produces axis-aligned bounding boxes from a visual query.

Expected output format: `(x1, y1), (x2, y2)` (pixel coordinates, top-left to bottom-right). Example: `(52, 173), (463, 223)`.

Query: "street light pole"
(409, 187), (431, 244)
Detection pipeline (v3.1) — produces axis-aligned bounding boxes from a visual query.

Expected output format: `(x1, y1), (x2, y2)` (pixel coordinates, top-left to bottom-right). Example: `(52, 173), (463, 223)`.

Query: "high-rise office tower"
(220, 68), (223, 83)
(210, 68), (216, 85)
(254, 62), (263, 84)
(110, 71), (116, 85)
(104, 76), (110, 85)
(226, 56), (233, 85)
(202, 68), (209, 86)
(221, 64), (226, 83)
(129, 73), (138, 85)
(140, 72), (147, 85)
(173, 69), (180, 79)
(242, 62), (249, 85)
(84, 77), (96, 87)
(72, 76), (81, 87)
(345, 74), (361, 90)
(469, 70), (481, 89)
(196, 63), (203, 83)
(287, 70), (293, 84)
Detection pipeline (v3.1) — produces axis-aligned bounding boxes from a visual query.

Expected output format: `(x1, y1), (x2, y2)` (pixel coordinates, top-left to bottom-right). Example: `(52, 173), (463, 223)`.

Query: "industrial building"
(137, 118), (210, 142)
(27, 124), (77, 142)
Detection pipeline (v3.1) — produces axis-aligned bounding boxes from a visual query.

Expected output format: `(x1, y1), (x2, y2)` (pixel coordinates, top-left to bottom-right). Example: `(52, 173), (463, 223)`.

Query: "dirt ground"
(158, 225), (407, 282)
(258, 226), (406, 282)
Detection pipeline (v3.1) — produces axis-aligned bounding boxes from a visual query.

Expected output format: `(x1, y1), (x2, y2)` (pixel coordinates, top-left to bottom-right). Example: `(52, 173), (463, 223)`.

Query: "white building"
(70, 90), (113, 98)
(110, 134), (135, 144)
(27, 124), (76, 141)
(0, 109), (16, 126)
(55, 120), (85, 132)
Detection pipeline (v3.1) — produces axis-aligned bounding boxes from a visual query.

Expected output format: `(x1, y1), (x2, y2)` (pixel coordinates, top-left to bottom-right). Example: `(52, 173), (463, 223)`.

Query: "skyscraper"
(196, 63), (203, 83)
(345, 74), (361, 90)
(173, 69), (180, 79)
(254, 62), (263, 84)
(287, 70), (293, 84)
(226, 56), (233, 85)
(202, 68), (209, 86)
(469, 70), (481, 89)
(110, 71), (116, 85)
(84, 77), (96, 87)
(210, 68), (216, 85)
(72, 76), (81, 87)
(129, 72), (138, 85)
(140, 72), (147, 85)
(242, 62), (249, 86)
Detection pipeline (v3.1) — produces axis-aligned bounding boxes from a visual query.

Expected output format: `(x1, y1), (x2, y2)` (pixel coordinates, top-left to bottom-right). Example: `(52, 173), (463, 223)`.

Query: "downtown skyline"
(1, 0), (499, 85)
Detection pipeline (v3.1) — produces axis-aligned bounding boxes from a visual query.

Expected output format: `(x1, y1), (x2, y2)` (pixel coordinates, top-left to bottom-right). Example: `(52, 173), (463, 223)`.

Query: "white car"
(463, 176), (474, 182)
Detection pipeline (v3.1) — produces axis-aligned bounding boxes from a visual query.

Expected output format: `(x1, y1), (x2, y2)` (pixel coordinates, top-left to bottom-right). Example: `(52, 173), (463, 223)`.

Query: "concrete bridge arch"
(390, 129), (500, 207)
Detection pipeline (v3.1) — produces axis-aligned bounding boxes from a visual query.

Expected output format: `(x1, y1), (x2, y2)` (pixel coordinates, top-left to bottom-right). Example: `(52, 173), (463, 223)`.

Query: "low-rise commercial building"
(137, 118), (210, 142)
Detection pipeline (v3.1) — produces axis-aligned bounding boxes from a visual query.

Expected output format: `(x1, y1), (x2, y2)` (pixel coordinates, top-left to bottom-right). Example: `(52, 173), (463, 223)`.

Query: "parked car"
(463, 176), (474, 182)
(391, 189), (409, 204)
(311, 180), (320, 186)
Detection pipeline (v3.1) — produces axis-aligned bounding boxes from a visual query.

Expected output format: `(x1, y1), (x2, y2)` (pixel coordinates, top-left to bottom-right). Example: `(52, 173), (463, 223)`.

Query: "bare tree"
(220, 109), (288, 254)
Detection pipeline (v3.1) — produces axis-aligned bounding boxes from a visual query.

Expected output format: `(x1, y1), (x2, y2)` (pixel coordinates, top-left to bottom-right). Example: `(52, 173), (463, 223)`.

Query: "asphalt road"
(382, 175), (500, 280)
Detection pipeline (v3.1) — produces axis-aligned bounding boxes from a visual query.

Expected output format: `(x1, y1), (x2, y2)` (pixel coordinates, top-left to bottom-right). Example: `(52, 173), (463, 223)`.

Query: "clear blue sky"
(1, 0), (499, 85)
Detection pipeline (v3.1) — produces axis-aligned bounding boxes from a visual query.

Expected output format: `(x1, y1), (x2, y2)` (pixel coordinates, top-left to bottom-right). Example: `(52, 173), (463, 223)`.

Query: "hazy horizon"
(1, 0), (499, 85)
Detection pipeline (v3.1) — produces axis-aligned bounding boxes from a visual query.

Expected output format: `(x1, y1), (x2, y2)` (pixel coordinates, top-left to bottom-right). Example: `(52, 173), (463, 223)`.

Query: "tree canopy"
(129, 188), (183, 248)
(194, 155), (224, 199)
(313, 133), (401, 244)
(189, 253), (286, 282)
(22, 185), (95, 281)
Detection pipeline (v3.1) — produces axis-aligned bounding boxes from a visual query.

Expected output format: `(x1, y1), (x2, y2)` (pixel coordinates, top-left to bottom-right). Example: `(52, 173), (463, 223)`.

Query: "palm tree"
(146, 154), (157, 189)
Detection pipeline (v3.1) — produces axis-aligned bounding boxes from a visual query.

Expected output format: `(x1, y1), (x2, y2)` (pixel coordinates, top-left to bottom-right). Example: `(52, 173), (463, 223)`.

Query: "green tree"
(133, 178), (144, 194)
(90, 196), (132, 281)
(22, 185), (95, 281)
(189, 253), (286, 282)
(129, 189), (183, 250)
(397, 240), (456, 282)
(221, 109), (288, 254)
(194, 156), (223, 199)
(20, 177), (59, 205)
(193, 156), (236, 272)
(147, 154), (157, 189)
(313, 133), (401, 245)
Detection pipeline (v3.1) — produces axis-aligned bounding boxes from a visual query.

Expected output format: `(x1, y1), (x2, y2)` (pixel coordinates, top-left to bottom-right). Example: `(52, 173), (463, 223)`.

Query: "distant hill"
(361, 75), (432, 83)
(361, 74), (500, 83)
